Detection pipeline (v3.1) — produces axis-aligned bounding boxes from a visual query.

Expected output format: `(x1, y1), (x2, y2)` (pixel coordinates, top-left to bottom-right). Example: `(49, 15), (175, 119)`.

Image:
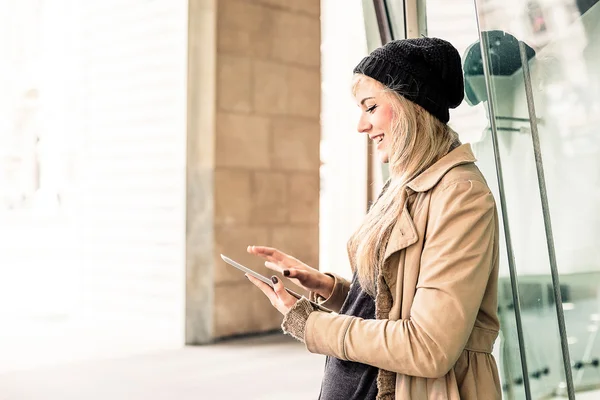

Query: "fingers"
(264, 261), (284, 273)
(283, 268), (301, 278)
(247, 245), (279, 258)
(247, 246), (292, 265)
(283, 268), (312, 283)
(263, 264), (310, 287)
(270, 275), (285, 297)
(271, 275), (296, 305)
(247, 274), (296, 314)
(246, 274), (278, 305)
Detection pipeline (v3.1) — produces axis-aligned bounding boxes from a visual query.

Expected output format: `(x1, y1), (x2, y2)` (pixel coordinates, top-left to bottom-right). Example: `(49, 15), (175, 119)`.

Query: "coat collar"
(406, 144), (477, 193)
(382, 144), (477, 261)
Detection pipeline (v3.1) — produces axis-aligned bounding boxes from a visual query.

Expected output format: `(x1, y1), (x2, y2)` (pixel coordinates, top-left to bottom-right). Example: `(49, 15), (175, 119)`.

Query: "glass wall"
(473, 0), (600, 398)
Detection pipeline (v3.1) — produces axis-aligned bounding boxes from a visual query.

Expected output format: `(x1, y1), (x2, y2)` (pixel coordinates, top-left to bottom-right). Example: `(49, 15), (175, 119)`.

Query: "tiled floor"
(0, 334), (324, 400)
(1, 332), (600, 400)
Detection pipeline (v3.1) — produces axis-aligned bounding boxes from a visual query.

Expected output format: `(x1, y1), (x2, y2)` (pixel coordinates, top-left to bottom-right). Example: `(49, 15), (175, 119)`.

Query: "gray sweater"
(318, 273), (378, 400)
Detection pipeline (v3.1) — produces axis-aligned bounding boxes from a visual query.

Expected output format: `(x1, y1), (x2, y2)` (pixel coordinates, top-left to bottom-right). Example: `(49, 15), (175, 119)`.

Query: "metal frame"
(518, 40), (576, 400)
(367, 0), (395, 209)
(372, 0), (394, 43)
(402, 0), (421, 38)
(472, 23), (533, 399)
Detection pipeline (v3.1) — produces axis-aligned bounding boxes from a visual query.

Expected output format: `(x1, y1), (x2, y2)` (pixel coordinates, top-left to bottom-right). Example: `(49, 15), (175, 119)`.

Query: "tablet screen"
(220, 254), (274, 287)
(220, 254), (332, 313)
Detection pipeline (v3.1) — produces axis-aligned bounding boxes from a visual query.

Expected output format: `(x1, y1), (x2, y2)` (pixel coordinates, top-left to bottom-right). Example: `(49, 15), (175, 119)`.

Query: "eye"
(366, 104), (378, 113)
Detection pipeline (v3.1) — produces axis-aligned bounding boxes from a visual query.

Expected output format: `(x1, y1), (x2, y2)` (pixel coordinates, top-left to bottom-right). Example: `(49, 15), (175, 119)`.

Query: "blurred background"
(0, 0), (599, 399)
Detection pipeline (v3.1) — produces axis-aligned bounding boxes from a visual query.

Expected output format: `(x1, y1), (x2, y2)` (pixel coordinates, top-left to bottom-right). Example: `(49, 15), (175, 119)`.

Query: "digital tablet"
(220, 254), (331, 313)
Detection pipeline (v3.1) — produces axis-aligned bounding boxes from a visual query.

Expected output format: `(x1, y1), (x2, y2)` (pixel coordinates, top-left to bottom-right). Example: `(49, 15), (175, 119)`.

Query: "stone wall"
(186, 0), (321, 343)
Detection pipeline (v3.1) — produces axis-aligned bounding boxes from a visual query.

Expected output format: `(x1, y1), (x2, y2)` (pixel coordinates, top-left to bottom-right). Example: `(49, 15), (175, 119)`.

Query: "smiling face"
(353, 76), (397, 164)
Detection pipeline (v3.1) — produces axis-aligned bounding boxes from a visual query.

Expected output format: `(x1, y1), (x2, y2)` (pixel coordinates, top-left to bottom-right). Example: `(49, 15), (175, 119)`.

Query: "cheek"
(373, 105), (394, 131)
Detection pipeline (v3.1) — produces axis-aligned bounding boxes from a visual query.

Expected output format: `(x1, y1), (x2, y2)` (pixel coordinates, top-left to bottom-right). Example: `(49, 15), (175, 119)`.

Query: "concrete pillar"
(186, 0), (321, 344)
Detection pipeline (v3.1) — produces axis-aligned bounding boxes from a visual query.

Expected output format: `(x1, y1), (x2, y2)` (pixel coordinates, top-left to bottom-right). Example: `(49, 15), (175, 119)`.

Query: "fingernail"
(283, 270), (290, 277)
(271, 276), (278, 284)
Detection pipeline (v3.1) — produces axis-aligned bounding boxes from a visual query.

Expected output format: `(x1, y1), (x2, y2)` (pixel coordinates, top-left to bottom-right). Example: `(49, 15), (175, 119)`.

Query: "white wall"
(320, 0), (369, 279)
(0, 0), (188, 371)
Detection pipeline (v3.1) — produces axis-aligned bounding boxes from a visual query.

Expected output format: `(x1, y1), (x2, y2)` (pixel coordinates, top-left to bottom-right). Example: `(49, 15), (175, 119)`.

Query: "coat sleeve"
(303, 180), (497, 379)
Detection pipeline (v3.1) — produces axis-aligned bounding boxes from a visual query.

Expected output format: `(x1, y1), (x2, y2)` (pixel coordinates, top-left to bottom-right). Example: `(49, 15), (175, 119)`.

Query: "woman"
(246, 37), (501, 399)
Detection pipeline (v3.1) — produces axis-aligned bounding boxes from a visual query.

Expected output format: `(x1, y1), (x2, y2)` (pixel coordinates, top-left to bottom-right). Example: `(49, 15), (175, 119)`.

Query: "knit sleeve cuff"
(281, 297), (317, 343)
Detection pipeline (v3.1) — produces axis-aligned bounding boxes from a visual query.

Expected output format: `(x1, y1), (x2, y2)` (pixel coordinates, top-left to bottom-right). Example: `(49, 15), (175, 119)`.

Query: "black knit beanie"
(353, 37), (464, 124)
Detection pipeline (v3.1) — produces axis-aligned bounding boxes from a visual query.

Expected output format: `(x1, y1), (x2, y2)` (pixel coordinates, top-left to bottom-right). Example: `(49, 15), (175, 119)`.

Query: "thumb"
(271, 276), (286, 298)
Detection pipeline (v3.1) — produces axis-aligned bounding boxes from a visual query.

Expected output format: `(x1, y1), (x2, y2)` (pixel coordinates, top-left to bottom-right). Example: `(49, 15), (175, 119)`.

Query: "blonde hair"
(347, 74), (460, 296)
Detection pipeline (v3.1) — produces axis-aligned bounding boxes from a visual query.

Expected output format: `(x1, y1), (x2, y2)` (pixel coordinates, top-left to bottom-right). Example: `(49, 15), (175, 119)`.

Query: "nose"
(357, 113), (372, 134)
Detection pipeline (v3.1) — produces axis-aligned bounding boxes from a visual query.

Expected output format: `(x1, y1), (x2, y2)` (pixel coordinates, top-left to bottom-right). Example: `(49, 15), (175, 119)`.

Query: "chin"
(378, 153), (390, 164)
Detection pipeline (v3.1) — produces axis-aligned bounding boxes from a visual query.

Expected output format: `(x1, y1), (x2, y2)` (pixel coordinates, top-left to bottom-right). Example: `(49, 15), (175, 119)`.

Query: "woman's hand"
(246, 274), (297, 315)
(247, 246), (334, 299)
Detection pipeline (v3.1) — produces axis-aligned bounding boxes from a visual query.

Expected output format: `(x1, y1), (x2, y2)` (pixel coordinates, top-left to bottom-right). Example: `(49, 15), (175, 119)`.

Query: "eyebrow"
(360, 97), (375, 106)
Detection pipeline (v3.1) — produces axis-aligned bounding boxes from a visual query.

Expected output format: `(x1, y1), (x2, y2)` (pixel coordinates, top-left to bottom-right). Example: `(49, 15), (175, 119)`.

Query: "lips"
(370, 134), (385, 144)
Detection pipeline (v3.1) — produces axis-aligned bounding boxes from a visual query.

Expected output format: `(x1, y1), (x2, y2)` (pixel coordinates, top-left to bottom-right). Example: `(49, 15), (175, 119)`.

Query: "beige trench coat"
(306, 144), (502, 399)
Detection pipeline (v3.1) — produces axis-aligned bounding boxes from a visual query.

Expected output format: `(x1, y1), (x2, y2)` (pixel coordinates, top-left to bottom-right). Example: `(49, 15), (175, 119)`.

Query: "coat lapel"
(376, 193), (418, 400)
(383, 199), (418, 261)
